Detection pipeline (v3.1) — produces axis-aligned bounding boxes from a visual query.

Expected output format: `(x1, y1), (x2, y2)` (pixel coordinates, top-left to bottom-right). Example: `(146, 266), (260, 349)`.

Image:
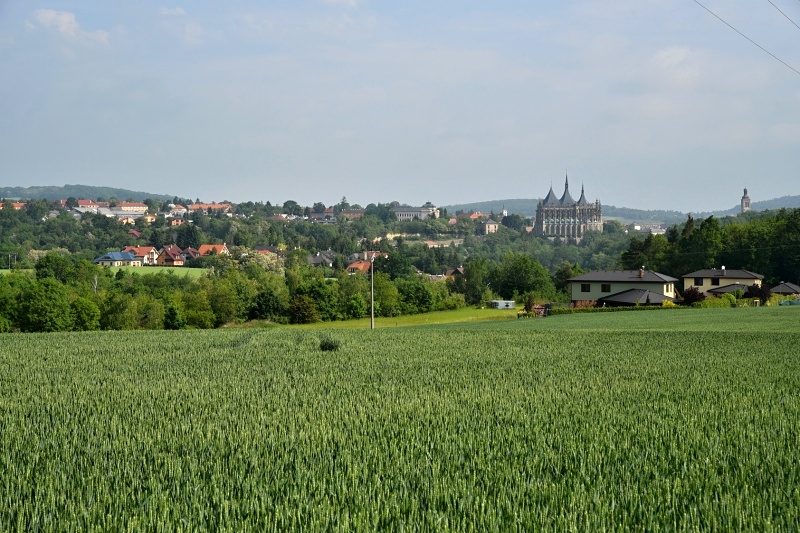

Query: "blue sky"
(1, 0), (799, 212)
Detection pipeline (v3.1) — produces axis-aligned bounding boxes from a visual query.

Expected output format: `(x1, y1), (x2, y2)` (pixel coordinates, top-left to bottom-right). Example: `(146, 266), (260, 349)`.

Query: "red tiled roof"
(347, 260), (371, 274)
(198, 244), (229, 255)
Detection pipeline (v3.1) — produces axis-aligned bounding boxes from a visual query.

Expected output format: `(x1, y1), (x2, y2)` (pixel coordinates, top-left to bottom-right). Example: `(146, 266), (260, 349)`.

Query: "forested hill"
(445, 195), (800, 225)
(0, 184), (176, 202)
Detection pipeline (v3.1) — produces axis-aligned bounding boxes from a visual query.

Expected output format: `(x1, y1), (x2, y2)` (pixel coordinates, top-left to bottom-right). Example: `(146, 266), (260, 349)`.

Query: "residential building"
(682, 267), (763, 296)
(308, 250), (336, 268)
(568, 268), (678, 305)
(535, 175), (602, 242)
(477, 219), (499, 235)
(182, 247), (200, 261)
(346, 260), (371, 274)
(772, 281), (800, 295)
(189, 203), (233, 214)
(116, 202), (148, 214)
(197, 243), (230, 256)
(77, 199), (99, 209)
(93, 251), (142, 267)
(445, 267), (464, 279)
(122, 246), (159, 265)
(157, 245), (185, 267)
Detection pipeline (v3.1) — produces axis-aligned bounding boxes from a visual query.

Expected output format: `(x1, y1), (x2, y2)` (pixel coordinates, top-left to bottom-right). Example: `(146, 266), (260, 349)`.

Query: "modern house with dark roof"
(568, 269), (678, 305)
(534, 174), (602, 242)
(307, 250), (336, 268)
(682, 267), (763, 296)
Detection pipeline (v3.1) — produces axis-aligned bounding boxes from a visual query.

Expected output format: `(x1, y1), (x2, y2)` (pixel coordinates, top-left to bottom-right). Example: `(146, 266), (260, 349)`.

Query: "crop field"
(1, 307), (799, 530)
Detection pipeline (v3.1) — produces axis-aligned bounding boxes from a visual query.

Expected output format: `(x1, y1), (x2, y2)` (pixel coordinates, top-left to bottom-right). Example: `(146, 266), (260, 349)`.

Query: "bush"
(319, 336), (340, 352)
(288, 295), (320, 324)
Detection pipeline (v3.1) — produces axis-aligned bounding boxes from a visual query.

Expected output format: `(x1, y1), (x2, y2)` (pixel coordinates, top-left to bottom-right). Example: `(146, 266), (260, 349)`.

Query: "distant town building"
(741, 188), (751, 213)
(391, 202), (439, 221)
(534, 175), (602, 242)
(476, 219), (499, 235)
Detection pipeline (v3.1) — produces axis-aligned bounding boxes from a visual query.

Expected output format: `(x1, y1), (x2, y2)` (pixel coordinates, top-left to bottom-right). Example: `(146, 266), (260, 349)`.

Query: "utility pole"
(370, 255), (375, 330)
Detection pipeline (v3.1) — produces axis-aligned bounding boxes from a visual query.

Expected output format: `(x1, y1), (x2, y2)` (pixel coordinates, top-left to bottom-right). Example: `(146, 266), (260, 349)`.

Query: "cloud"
(159, 7), (187, 16)
(183, 22), (204, 45)
(322, 0), (359, 7)
(31, 9), (109, 44)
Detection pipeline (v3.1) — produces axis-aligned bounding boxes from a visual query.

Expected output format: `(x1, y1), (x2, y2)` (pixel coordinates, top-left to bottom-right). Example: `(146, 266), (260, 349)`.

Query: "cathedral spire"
(559, 171), (575, 206)
(577, 183), (588, 205)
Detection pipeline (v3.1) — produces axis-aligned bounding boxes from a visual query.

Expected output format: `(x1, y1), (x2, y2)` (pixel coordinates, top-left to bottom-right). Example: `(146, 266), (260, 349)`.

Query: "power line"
(766, 0), (800, 33)
(692, 0), (800, 76)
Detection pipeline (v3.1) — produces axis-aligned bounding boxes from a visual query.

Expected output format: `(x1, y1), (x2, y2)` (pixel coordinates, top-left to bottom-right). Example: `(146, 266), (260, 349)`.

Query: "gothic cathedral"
(534, 175), (603, 242)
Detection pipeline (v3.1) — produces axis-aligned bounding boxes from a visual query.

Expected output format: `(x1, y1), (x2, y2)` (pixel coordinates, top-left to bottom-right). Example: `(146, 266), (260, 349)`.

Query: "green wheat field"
(1, 307), (799, 530)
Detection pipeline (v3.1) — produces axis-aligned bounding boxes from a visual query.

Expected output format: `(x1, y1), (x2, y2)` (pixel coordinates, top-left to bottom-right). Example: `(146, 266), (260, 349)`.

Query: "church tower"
(741, 188), (751, 213)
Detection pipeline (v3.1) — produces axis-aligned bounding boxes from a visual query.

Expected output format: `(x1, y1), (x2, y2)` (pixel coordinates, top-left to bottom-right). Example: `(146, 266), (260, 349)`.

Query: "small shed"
(489, 300), (516, 309)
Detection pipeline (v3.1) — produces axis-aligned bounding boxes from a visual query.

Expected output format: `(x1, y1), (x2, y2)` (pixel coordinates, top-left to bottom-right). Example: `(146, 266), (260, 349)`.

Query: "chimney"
(639, 266), (644, 278)
(722, 265), (726, 276)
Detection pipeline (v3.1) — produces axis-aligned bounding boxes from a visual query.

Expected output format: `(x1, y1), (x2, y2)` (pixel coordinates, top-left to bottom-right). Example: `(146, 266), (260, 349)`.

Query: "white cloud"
(31, 9), (109, 44)
(183, 22), (204, 45)
(159, 7), (187, 17)
(322, 0), (359, 7)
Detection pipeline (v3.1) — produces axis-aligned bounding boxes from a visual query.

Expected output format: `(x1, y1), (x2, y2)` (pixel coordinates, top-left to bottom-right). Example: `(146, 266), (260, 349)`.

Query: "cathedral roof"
(577, 184), (588, 206)
(542, 185), (559, 206)
(558, 175), (575, 206)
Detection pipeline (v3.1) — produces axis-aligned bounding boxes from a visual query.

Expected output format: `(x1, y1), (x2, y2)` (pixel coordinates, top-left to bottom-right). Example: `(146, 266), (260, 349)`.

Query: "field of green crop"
(1, 307), (799, 530)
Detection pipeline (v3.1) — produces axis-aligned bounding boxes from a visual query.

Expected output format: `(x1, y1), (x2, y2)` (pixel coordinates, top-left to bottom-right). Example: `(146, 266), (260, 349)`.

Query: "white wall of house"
(683, 277), (761, 295)
(571, 281), (676, 302)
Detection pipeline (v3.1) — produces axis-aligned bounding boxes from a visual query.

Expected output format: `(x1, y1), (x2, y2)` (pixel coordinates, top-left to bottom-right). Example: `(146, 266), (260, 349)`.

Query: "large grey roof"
(559, 176), (575, 206)
(577, 184), (588, 206)
(682, 268), (763, 280)
(597, 288), (676, 306)
(542, 186), (559, 206)
(772, 282), (800, 294)
(707, 283), (753, 294)
(569, 270), (678, 283)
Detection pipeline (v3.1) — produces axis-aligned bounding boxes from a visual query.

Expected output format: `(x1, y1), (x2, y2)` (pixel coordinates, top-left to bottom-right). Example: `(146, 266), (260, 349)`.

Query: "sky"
(1, 1), (799, 212)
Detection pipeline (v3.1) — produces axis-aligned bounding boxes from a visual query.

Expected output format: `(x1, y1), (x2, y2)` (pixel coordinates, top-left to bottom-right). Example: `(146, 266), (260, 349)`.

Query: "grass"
(105, 265), (208, 278)
(0, 266), (208, 278)
(288, 306), (519, 329)
(287, 303), (800, 332)
(1, 307), (799, 529)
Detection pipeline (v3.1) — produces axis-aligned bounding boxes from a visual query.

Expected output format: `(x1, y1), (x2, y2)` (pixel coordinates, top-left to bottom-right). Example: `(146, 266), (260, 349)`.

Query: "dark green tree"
(71, 297), (101, 331)
(35, 253), (74, 283)
(19, 278), (73, 332)
(288, 295), (320, 324)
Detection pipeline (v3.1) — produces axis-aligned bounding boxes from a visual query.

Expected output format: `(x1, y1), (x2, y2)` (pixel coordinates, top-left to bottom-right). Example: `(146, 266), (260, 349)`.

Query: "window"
(601, 284), (611, 293)
(581, 283), (591, 293)
(694, 277), (703, 286)
(711, 278), (720, 286)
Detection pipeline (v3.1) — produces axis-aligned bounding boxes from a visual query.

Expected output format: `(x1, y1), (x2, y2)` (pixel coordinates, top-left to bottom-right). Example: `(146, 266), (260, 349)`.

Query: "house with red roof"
(122, 246), (159, 265)
(157, 245), (185, 267)
(198, 243), (230, 256)
(346, 260), (372, 274)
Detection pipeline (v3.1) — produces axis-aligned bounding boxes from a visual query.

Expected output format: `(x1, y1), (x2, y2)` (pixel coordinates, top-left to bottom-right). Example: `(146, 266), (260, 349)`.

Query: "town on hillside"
(1, 180), (799, 332)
